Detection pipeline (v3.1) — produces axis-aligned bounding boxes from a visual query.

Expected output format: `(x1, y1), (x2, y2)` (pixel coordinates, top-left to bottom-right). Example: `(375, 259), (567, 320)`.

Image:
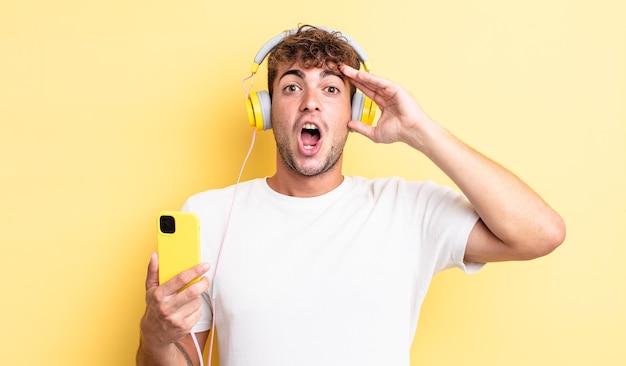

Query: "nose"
(300, 89), (321, 112)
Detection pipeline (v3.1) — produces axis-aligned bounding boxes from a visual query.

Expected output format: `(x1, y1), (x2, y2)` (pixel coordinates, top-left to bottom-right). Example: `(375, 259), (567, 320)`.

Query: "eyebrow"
(279, 69), (306, 81)
(278, 68), (346, 82)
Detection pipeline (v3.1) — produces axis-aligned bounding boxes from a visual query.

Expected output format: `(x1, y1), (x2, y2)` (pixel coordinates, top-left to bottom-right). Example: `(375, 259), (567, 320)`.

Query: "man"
(137, 25), (565, 366)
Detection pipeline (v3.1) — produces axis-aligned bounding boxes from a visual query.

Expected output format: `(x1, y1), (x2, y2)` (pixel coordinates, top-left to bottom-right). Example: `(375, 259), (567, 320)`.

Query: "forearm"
(137, 332), (195, 366)
(404, 119), (565, 257)
(137, 328), (200, 366)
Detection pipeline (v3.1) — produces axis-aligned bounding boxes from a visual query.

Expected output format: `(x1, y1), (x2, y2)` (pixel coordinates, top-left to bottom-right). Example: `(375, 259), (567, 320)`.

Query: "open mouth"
(301, 123), (321, 150)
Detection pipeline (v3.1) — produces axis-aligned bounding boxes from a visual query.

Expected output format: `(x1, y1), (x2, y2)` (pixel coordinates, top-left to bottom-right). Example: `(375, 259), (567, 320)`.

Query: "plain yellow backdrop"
(1, 0), (624, 365)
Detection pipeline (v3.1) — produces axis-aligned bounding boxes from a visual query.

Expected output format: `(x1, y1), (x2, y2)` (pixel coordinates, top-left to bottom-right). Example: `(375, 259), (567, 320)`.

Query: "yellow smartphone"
(157, 211), (201, 290)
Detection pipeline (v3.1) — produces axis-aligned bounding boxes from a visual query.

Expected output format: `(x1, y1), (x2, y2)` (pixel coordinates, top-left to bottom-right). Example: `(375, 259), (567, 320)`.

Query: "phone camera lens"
(160, 215), (176, 234)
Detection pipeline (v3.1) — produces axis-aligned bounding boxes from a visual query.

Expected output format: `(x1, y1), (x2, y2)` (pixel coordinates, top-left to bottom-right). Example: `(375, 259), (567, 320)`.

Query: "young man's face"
(270, 60), (353, 177)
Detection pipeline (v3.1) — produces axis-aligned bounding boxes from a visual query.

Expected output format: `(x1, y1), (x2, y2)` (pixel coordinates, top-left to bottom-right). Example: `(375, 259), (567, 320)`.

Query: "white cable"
(191, 332), (204, 366)
(206, 128), (256, 365)
(188, 73), (257, 366)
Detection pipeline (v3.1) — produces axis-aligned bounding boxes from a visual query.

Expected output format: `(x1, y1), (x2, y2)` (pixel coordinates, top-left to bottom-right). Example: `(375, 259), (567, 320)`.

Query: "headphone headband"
(250, 26), (371, 74)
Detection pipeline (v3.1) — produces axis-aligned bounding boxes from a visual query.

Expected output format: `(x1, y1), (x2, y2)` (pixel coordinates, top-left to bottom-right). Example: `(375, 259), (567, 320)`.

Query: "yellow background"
(1, 0), (624, 365)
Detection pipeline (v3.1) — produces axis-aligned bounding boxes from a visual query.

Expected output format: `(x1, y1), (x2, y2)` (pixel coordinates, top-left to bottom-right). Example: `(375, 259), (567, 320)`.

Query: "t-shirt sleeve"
(410, 181), (484, 275)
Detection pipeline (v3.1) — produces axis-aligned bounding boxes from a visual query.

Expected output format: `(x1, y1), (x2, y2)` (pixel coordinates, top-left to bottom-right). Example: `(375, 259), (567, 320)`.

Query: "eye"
(325, 86), (340, 94)
(283, 84), (301, 93)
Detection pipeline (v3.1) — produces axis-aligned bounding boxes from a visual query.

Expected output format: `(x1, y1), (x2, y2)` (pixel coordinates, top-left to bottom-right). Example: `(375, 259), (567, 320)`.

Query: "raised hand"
(340, 64), (432, 148)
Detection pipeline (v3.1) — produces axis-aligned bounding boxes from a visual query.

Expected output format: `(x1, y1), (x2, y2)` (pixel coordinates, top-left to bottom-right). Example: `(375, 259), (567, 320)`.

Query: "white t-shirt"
(183, 176), (481, 366)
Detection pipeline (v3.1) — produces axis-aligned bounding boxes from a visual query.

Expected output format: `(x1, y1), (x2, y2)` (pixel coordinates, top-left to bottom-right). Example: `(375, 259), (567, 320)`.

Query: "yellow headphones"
(246, 26), (377, 131)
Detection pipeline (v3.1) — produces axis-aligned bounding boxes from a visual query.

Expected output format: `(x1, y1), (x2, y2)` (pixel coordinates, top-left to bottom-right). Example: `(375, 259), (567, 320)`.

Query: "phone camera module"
(160, 215), (176, 234)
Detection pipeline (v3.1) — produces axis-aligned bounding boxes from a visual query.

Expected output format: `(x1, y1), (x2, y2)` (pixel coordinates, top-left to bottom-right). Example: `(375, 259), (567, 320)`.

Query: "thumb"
(348, 120), (376, 141)
(145, 252), (160, 290)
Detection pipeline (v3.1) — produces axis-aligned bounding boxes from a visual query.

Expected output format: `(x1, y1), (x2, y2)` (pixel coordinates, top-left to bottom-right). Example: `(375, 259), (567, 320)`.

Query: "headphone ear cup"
(351, 92), (364, 122)
(361, 95), (376, 126)
(246, 90), (272, 130)
(351, 92), (377, 126)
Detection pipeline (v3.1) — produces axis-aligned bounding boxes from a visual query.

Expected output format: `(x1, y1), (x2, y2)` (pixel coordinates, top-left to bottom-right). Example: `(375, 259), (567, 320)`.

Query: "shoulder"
(183, 178), (265, 212)
(348, 176), (472, 216)
(348, 176), (445, 197)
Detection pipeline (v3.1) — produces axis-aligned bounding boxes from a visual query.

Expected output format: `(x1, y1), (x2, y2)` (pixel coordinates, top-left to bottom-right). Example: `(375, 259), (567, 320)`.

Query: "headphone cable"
(191, 72), (258, 366)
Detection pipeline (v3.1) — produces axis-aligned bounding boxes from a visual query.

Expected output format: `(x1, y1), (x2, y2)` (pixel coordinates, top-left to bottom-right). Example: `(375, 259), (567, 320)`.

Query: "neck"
(267, 160), (345, 198)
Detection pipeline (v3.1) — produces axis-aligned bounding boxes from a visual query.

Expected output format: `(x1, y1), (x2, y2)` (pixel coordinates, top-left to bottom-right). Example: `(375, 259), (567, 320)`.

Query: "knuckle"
(187, 310), (202, 326)
(183, 277), (210, 300)
(188, 296), (202, 310)
(146, 287), (165, 306)
(173, 273), (189, 287)
(184, 281), (204, 298)
(174, 267), (200, 287)
(171, 318), (188, 333)
(152, 288), (166, 303)
(156, 303), (173, 320)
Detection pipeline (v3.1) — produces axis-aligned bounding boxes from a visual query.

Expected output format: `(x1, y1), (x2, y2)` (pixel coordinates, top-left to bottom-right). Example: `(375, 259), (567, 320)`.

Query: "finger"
(163, 262), (210, 295)
(157, 277), (209, 332)
(175, 276), (211, 307)
(348, 120), (375, 141)
(340, 64), (372, 93)
(175, 287), (206, 322)
(167, 305), (204, 340)
(341, 64), (388, 89)
(150, 298), (202, 341)
(339, 63), (359, 78)
(340, 64), (395, 106)
(146, 276), (208, 325)
(145, 252), (160, 290)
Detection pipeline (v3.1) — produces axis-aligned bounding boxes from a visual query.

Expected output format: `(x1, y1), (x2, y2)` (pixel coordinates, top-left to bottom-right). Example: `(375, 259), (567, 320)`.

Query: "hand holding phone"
(157, 211), (201, 291)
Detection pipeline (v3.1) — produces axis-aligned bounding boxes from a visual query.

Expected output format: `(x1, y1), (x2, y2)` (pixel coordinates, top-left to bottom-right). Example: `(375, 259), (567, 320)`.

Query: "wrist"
(400, 116), (449, 155)
(138, 320), (181, 365)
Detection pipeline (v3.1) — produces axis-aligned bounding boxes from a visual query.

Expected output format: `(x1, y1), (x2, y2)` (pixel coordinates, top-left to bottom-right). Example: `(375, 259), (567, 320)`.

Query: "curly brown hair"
(267, 25), (361, 98)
